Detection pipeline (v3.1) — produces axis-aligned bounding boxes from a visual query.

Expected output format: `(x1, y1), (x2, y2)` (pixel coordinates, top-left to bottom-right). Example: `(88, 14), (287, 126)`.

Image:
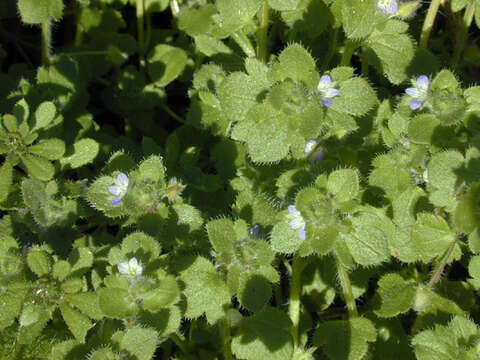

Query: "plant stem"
(335, 256), (358, 318)
(451, 2), (475, 67)
(170, 333), (189, 353)
(256, 0), (270, 63)
(340, 39), (359, 66)
(419, 0), (442, 49)
(160, 103), (186, 124)
(41, 20), (52, 65)
(136, 0), (146, 70)
(219, 318), (232, 360)
(427, 237), (458, 289)
(288, 254), (306, 349)
(62, 50), (111, 57)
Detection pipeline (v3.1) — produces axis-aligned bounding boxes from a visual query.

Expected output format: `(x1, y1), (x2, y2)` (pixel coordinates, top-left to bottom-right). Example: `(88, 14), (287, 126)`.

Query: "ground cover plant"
(0, 0), (480, 359)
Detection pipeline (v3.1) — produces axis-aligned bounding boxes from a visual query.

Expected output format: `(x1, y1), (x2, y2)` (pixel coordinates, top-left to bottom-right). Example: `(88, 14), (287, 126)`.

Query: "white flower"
(317, 75), (340, 107)
(287, 205), (306, 240)
(108, 172), (130, 205)
(117, 257), (143, 278)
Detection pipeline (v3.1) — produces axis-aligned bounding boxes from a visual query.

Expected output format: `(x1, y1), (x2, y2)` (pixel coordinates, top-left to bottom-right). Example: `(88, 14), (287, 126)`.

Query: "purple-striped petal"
(386, 0), (398, 14)
(117, 173), (129, 187)
(322, 99), (333, 107)
(416, 75), (430, 90)
(108, 185), (121, 196)
(111, 197), (122, 205)
(319, 75), (332, 87)
(288, 205), (297, 215)
(405, 87), (421, 98)
(410, 99), (423, 110)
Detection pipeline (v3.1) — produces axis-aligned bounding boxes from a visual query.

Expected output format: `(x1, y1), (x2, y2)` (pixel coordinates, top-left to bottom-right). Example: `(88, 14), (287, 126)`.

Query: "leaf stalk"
(256, 0), (270, 63)
(335, 256), (358, 318)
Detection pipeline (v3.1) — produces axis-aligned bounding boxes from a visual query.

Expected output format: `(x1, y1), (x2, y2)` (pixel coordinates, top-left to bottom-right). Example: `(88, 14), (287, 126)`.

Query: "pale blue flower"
(118, 257), (143, 278)
(405, 75), (430, 110)
(108, 172), (129, 205)
(317, 75), (339, 107)
(287, 205), (306, 240)
(377, 0), (398, 15)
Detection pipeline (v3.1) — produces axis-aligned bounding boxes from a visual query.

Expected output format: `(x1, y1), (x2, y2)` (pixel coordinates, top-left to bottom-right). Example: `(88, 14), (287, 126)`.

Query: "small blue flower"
(108, 172), (129, 205)
(317, 75), (339, 107)
(117, 257), (143, 278)
(377, 0), (398, 15)
(304, 140), (325, 163)
(287, 205), (306, 240)
(405, 75), (430, 110)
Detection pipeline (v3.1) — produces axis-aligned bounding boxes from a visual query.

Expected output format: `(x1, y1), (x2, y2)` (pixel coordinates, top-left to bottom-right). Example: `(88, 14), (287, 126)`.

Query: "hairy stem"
(256, 0), (270, 63)
(289, 254), (306, 349)
(136, 0), (146, 70)
(427, 237), (458, 289)
(451, 2), (475, 67)
(340, 39), (359, 66)
(41, 20), (52, 65)
(419, 0), (442, 49)
(160, 103), (186, 124)
(335, 256), (358, 317)
(220, 317), (232, 360)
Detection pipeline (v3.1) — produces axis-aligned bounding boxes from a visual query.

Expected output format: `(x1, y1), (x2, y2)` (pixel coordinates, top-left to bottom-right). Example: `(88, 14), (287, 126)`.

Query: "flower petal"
(309, 150), (325, 163)
(323, 88), (340, 99)
(405, 87), (421, 98)
(289, 219), (301, 230)
(322, 99), (333, 107)
(305, 140), (318, 153)
(288, 205), (298, 215)
(410, 99), (423, 110)
(318, 75), (332, 88)
(416, 75), (430, 90)
(117, 173), (129, 187)
(108, 185), (121, 196)
(129, 257), (138, 268)
(118, 262), (129, 274)
(298, 228), (306, 241)
(386, 0), (398, 14)
(111, 197), (123, 205)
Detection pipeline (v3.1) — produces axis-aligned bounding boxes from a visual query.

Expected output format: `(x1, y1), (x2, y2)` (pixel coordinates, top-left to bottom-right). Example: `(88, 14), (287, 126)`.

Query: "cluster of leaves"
(1, 0), (480, 359)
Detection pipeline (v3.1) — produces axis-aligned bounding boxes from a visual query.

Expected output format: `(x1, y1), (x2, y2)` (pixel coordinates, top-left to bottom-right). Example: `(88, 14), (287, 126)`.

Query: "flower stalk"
(289, 254), (306, 349)
(256, 0), (270, 63)
(41, 20), (52, 65)
(419, 0), (442, 49)
(335, 256), (358, 317)
(451, 2), (475, 68)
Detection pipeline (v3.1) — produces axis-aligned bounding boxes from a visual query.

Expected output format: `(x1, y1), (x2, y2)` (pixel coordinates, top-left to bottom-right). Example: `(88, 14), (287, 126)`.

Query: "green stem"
(451, 2), (475, 67)
(340, 39), (359, 66)
(256, 0), (270, 63)
(170, 333), (189, 353)
(136, 0), (146, 70)
(288, 254), (306, 349)
(170, 0), (180, 16)
(220, 318), (232, 360)
(427, 237), (458, 289)
(419, 0), (442, 49)
(361, 48), (369, 77)
(160, 103), (186, 124)
(41, 20), (52, 65)
(145, 11), (152, 54)
(335, 256), (358, 318)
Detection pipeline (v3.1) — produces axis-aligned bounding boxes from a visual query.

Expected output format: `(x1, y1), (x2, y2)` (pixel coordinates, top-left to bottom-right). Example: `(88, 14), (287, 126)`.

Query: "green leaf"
(342, 0), (381, 39)
(270, 219), (304, 254)
(454, 184), (480, 234)
(179, 256), (230, 324)
(18, 304), (52, 344)
(374, 273), (416, 318)
(427, 150), (464, 190)
(52, 260), (71, 281)
(331, 77), (377, 116)
(343, 208), (394, 266)
(232, 307), (294, 360)
(238, 274), (272, 313)
(412, 316), (480, 360)
(148, 44), (188, 87)
(408, 114), (441, 144)
(412, 213), (457, 263)
(206, 218), (236, 255)
(60, 303), (93, 343)
(194, 35), (232, 56)
(468, 228), (480, 254)
(367, 20), (415, 84)
(59, 138), (100, 169)
(0, 292), (24, 330)
(18, 0), (64, 24)
(69, 247), (94, 275)
(28, 138), (65, 160)
(120, 327), (158, 360)
(27, 248), (52, 277)
(0, 156), (14, 203)
(268, 44), (319, 90)
(313, 317), (377, 360)
(65, 292), (103, 320)
(99, 288), (137, 319)
(214, 0), (262, 35)
(34, 101), (57, 131)
(231, 103), (290, 163)
(178, 4), (217, 37)
(21, 153), (55, 181)
(137, 155), (166, 184)
(142, 275), (180, 312)
(327, 169), (359, 202)
(86, 176), (124, 218)
(269, 0), (302, 11)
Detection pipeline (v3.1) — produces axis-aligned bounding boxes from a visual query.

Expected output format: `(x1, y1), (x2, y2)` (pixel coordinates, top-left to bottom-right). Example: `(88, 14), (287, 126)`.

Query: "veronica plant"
(1, 0), (480, 359)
